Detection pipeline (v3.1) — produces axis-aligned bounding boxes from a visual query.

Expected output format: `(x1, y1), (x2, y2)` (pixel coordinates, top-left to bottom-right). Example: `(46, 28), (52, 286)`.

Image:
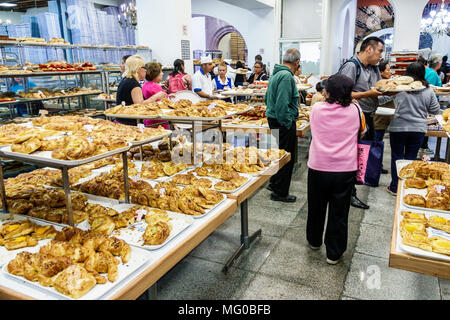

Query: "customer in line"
(307, 74), (366, 265)
(338, 36), (388, 210)
(439, 55), (450, 84)
(255, 54), (269, 77)
(116, 55), (166, 125)
(310, 80), (326, 106)
(165, 59), (192, 94)
(417, 56), (434, 155)
(265, 48), (300, 203)
(120, 55), (131, 74)
(192, 55), (217, 100)
(234, 61), (248, 87)
(247, 61), (269, 84)
(387, 62), (441, 195)
(426, 54), (443, 87)
(373, 59), (394, 174)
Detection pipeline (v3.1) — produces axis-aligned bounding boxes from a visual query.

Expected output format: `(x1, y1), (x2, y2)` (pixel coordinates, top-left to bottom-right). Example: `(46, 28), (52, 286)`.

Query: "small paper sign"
(39, 110), (48, 116)
(84, 125), (94, 132)
(137, 123), (145, 132)
(135, 209), (148, 222)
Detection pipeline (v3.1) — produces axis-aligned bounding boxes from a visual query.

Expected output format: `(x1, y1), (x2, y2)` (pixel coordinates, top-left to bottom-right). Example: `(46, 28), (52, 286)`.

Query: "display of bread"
(0, 218), (57, 251)
(6, 227), (132, 298)
(374, 76), (425, 91)
(105, 99), (251, 118)
(400, 211), (450, 257)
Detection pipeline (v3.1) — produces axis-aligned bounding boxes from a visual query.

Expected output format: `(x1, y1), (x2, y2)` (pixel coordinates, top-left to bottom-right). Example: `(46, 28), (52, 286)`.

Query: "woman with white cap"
(192, 55), (217, 100)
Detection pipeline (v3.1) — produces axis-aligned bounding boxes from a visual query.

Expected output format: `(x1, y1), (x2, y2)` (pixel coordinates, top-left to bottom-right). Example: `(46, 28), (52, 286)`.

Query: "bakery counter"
(389, 178), (450, 280)
(0, 198), (238, 300)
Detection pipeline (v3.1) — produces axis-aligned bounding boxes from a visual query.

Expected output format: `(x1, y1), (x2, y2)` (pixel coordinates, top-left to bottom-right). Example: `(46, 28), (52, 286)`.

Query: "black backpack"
(338, 57), (362, 82)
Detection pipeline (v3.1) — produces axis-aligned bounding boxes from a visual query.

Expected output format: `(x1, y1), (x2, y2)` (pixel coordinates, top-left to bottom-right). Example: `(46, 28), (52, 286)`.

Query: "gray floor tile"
(343, 253), (440, 300)
(157, 256), (256, 300)
(439, 278), (450, 300)
(189, 228), (279, 272)
(355, 223), (392, 260)
(240, 274), (336, 300)
(362, 186), (396, 228)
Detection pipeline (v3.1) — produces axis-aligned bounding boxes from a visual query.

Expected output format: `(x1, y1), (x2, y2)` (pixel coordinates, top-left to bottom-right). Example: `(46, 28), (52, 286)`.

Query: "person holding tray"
(387, 62), (441, 196)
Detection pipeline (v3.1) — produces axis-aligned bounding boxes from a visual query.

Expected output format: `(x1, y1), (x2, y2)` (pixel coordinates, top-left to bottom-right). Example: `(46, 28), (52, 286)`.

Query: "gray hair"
(429, 54), (442, 68)
(283, 48), (301, 63)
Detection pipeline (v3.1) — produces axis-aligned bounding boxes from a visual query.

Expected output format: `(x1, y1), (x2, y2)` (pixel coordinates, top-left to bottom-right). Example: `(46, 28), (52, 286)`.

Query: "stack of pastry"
(400, 161), (450, 211)
(7, 227), (131, 298)
(0, 125), (60, 146)
(374, 76), (425, 91)
(187, 166), (249, 192)
(400, 211), (450, 256)
(0, 218), (57, 250)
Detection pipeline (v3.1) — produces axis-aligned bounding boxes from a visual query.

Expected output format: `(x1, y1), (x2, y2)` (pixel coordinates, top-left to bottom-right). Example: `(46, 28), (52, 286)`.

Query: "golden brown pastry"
(401, 211), (427, 224)
(405, 178), (427, 189)
(427, 215), (450, 233)
(52, 264), (97, 299)
(143, 220), (171, 245)
(90, 215), (116, 235)
(0, 219), (35, 240)
(31, 225), (58, 240)
(3, 235), (38, 250)
(403, 194), (426, 207)
(83, 251), (119, 282)
(402, 232), (433, 252)
(214, 181), (237, 192)
(11, 137), (42, 154)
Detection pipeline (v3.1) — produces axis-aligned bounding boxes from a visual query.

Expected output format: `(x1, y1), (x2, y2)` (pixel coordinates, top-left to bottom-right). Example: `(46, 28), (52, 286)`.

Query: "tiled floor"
(145, 134), (450, 300)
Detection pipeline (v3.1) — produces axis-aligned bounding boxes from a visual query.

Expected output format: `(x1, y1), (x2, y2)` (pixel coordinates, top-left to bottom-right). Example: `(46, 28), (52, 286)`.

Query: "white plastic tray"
(0, 214), (64, 266)
(400, 179), (450, 215)
(397, 207), (450, 262)
(2, 245), (151, 300)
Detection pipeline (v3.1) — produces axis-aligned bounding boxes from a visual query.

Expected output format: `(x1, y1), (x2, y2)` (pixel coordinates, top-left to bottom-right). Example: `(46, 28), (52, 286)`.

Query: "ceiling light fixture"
(421, 0), (450, 36)
(0, 2), (17, 7)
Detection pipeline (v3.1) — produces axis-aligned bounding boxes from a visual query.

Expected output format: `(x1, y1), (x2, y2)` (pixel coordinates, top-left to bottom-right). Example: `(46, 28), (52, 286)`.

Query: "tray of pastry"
(0, 214), (64, 266)
(167, 168), (254, 194)
(401, 179), (450, 215)
(396, 159), (450, 181)
(0, 142), (132, 168)
(397, 209), (450, 262)
(132, 160), (195, 182)
(129, 130), (172, 147)
(108, 204), (194, 251)
(2, 233), (151, 300)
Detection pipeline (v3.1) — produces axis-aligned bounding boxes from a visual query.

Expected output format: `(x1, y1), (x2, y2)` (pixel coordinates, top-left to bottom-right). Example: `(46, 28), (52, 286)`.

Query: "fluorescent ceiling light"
(0, 3), (17, 7)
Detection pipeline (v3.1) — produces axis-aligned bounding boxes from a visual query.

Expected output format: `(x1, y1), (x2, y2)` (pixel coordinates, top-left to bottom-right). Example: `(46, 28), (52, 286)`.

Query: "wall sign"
(181, 40), (190, 60)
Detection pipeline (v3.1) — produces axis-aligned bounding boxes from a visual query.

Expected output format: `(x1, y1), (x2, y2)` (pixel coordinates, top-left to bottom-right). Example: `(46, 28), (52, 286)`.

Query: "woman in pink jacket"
(307, 74), (366, 265)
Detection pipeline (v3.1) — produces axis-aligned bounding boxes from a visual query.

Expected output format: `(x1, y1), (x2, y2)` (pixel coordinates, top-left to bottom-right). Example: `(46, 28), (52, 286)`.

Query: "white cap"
(224, 59), (232, 65)
(201, 55), (212, 64)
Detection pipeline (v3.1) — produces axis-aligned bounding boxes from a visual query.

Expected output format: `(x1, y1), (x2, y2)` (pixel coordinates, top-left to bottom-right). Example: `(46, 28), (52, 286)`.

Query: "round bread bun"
(394, 76), (414, 85)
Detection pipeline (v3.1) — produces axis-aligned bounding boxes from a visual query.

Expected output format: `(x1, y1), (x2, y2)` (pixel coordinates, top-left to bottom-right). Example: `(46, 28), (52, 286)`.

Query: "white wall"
(191, 16), (206, 52)
(320, 0), (356, 76)
(192, 0), (275, 70)
(136, 0), (193, 73)
(281, 0), (323, 39)
(389, 0), (429, 52)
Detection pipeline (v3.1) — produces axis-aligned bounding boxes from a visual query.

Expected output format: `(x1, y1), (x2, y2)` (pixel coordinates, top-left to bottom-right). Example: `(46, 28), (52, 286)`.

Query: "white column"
(136, 0), (193, 73)
(389, 0), (429, 52)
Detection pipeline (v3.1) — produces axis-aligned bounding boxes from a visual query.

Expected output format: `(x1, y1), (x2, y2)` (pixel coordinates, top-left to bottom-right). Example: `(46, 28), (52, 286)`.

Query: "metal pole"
(62, 167), (74, 226)
(0, 162), (8, 213)
(122, 151), (130, 203)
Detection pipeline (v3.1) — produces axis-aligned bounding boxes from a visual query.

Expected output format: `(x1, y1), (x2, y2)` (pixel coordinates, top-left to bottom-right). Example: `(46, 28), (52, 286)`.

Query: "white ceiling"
(218, 0), (275, 10)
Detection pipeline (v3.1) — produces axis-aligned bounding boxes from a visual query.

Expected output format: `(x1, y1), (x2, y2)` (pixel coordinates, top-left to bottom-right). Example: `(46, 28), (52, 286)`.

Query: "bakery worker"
(265, 48), (300, 203)
(338, 36), (393, 210)
(192, 55), (217, 100)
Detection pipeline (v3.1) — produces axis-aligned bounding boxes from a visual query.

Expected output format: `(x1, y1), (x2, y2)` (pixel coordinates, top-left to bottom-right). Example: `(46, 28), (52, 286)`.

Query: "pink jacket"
(308, 102), (361, 172)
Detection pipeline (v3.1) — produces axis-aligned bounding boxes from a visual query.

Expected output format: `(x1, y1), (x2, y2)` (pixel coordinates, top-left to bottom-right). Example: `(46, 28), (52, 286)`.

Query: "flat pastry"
(399, 220), (427, 237)
(3, 235), (38, 250)
(31, 225), (58, 240)
(11, 137), (42, 154)
(403, 194), (426, 207)
(427, 215), (450, 233)
(429, 237), (450, 255)
(214, 180), (237, 192)
(401, 233), (432, 252)
(401, 211), (427, 224)
(52, 265), (97, 299)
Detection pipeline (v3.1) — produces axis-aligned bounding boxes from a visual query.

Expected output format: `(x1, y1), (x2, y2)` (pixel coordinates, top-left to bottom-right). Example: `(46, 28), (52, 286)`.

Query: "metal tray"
(0, 143), (131, 168)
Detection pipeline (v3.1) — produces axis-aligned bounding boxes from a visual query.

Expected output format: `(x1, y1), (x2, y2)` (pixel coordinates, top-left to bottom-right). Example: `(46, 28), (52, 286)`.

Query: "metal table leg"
(0, 163), (7, 213)
(434, 137), (442, 161)
(61, 167), (74, 226)
(122, 151), (130, 203)
(222, 200), (262, 274)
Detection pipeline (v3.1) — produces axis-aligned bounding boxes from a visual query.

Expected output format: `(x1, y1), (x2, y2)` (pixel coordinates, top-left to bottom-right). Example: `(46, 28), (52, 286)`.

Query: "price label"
(135, 209), (148, 222)
(137, 123), (145, 132)
(121, 101), (126, 106)
(38, 110), (48, 116)
(434, 185), (446, 194)
(37, 90), (44, 97)
(87, 137), (94, 143)
(61, 90), (65, 95)
(207, 103), (216, 111)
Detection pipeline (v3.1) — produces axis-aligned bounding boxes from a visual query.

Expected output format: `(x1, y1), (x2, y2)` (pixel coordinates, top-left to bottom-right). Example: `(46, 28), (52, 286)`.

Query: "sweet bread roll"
(399, 165), (416, 179)
(429, 237), (450, 255)
(394, 76), (414, 85)
(143, 220), (171, 245)
(427, 215), (450, 233)
(403, 194), (426, 207)
(405, 178), (427, 189)
(426, 195), (448, 210)
(399, 219), (427, 237)
(443, 108), (450, 121)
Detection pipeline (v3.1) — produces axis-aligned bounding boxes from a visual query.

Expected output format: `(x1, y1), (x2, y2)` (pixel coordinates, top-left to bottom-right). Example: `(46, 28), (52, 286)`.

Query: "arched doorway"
(191, 14), (248, 63)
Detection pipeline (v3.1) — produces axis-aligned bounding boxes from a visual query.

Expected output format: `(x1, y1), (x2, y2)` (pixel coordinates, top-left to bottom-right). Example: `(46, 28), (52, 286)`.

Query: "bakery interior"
(0, 0), (448, 302)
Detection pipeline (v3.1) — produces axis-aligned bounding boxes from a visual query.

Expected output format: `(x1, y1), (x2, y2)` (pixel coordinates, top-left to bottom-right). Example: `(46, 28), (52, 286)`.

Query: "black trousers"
(307, 168), (355, 260)
(268, 118), (296, 197)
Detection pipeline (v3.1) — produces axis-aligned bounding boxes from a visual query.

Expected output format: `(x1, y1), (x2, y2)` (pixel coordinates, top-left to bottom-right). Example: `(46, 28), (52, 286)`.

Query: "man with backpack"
(338, 36), (387, 210)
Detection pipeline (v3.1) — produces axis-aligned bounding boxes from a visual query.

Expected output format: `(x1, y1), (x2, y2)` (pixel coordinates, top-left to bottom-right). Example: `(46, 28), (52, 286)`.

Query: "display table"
(0, 199), (237, 300)
(222, 153), (291, 273)
(389, 179), (450, 279)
